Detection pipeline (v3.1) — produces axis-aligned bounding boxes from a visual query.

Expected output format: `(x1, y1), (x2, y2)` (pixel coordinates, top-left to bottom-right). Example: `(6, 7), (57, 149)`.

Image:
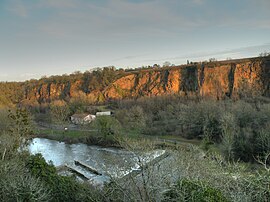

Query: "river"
(28, 138), (165, 184)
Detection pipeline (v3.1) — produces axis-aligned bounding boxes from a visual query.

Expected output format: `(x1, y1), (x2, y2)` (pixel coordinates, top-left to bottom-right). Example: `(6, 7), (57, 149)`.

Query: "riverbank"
(33, 128), (122, 148)
(34, 127), (201, 150)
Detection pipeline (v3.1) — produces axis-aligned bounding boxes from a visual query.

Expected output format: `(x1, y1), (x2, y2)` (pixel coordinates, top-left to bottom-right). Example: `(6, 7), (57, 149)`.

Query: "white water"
(28, 138), (165, 181)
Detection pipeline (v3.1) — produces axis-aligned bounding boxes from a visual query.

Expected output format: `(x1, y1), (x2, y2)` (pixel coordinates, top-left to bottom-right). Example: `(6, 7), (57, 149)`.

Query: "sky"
(0, 0), (270, 81)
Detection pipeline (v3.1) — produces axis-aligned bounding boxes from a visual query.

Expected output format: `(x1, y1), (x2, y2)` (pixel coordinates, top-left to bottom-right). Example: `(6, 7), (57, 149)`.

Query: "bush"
(232, 127), (255, 162)
(94, 116), (122, 141)
(162, 178), (228, 202)
(114, 96), (270, 163)
(0, 158), (51, 201)
(25, 154), (99, 202)
(244, 171), (270, 201)
(0, 108), (34, 160)
(115, 105), (146, 132)
(219, 112), (238, 161)
(255, 125), (270, 158)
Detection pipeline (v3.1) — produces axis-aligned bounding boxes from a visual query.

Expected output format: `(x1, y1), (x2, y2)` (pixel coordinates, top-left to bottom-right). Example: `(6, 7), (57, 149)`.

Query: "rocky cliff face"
(22, 57), (270, 104)
(103, 57), (270, 100)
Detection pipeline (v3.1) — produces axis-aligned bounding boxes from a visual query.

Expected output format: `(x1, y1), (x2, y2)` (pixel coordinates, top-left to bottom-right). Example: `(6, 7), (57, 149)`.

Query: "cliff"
(20, 57), (270, 105)
(102, 57), (270, 100)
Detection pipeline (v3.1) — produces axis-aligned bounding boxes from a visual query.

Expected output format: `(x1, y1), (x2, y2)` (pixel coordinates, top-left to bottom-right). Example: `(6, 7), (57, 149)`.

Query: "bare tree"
(209, 58), (217, 62)
(50, 100), (70, 126)
(163, 61), (171, 67)
(259, 51), (270, 57)
(256, 153), (270, 172)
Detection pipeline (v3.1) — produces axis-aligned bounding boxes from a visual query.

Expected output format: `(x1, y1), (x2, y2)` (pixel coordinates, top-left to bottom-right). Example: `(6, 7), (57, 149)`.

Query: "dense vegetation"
(112, 95), (270, 163)
(163, 178), (228, 202)
(0, 95), (270, 201)
(0, 109), (101, 201)
(0, 82), (24, 107)
(22, 92), (270, 163)
(0, 57), (270, 201)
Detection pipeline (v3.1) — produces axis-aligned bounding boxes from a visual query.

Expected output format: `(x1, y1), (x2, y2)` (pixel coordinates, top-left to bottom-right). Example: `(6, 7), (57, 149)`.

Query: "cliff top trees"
(259, 51), (270, 57)
(163, 61), (171, 67)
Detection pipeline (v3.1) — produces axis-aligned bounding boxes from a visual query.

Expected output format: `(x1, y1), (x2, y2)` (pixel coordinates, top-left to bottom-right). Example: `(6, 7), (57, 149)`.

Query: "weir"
(74, 160), (102, 176)
(64, 164), (90, 180)
(120, 151), (170, 182)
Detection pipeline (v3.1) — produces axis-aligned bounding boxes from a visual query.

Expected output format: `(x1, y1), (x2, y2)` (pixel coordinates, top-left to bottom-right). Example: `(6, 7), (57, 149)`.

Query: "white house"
(70, 113), (96, 125)
(96, 111), (112, 116)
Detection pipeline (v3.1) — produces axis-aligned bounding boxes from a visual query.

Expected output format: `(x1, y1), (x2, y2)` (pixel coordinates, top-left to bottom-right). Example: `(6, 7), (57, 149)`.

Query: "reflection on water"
(28, 138), (138, 178)
(28, 138), (165, 183)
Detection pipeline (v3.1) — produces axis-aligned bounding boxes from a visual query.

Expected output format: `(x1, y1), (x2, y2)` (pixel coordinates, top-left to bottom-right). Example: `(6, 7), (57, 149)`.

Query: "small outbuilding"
(70, 113), (96, 125)
(96, 111), (112, 116)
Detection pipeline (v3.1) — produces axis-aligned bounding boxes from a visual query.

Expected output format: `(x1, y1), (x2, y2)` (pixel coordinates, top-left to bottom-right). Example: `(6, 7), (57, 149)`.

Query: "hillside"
(0, 56), (269, 107)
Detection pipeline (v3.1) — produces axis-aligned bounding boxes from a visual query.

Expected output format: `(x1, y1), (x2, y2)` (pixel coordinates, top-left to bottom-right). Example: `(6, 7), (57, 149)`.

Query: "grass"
(156, 135), (201, 145)
(35, 128), (90, 138)
(94, 105), (110, 112)
(117, 128), (202, 150)
(34, 126), (121, 147)
(34, 125), (201, 150)
(33, 128), (95, 145)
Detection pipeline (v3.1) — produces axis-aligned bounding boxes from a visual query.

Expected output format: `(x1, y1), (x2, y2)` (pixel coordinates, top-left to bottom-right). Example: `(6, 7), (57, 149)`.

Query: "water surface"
(28, 138), (164, 180)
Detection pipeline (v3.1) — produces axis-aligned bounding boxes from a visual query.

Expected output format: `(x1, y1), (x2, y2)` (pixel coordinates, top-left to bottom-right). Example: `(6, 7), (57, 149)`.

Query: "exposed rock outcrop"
(21, 57), (270, 104)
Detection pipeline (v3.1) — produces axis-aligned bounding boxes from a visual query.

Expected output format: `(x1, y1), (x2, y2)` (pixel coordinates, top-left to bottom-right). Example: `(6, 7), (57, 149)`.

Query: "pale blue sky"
(0, 0), (270, 81)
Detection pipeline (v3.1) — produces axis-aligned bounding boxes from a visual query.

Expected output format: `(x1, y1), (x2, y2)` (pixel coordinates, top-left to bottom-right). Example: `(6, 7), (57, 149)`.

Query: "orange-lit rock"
(22, 57), (270, 103)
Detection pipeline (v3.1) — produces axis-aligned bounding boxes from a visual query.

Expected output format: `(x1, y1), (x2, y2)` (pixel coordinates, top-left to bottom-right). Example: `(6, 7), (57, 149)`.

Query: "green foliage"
(0, 82), (24, 107)
(95, 116), (122, 141)
(0, 108), (12, 131)
(26, 154), (98, 202)
(200, 136), (214, 151)
(158, 144), (270, 202)
(219, 112), (238, 161)
(255, 125), (270, 157)
(219, 100), (270, 162)
(163, 178), (229, 202)
(0, 158), (51, 201)
(8, 108), (34, 137)
(113, 96), (270, 163)
(26, 153), (57, 181)
(81, 66), (120, 93)
(243, 170), (270, 201)
(0, 108), (34, 160)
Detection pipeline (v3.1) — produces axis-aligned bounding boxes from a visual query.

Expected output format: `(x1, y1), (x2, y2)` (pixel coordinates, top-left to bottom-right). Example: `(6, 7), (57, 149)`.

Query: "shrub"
(115, 105), (146, 132)
(232, 127), (255, 162)
(244, 171), (270, 201)
(94, 116), (122, 140)
(255, 125), (270, 158)
(219, 112), (238, 161)
(0, 158), (51, 201)
(25, 154), (98, 202)
(114, 96), (270, 163)
(162, 178), (229, 202)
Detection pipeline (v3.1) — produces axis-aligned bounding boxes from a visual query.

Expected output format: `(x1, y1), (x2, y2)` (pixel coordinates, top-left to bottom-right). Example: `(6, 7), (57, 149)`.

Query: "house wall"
(84, 115), (96, 122)
(71, 114), (96, 125)
(96, 111), (111, 116)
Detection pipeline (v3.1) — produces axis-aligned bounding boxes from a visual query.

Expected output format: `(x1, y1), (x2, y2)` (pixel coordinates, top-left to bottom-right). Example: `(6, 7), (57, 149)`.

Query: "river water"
(28, 138), (165, 183)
